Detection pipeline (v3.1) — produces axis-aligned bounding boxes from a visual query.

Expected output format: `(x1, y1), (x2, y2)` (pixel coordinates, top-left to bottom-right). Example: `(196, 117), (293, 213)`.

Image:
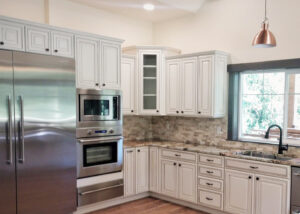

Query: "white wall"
(153, 0), (300, 64)
(0, 0), (153, 46)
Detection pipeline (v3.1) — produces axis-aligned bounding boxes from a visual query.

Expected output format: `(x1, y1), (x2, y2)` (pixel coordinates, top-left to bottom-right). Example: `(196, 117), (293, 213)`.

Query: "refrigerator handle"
(7, 95), (13, 164)
(18, 96), (25, 163)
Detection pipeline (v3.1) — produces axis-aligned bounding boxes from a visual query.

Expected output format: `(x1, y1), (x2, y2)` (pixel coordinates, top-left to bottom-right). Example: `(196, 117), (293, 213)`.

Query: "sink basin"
(238, 151), (293, 161)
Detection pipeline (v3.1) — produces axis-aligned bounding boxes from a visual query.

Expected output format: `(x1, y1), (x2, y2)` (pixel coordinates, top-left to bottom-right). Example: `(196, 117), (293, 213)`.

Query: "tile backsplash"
(123, 116), (300, 156)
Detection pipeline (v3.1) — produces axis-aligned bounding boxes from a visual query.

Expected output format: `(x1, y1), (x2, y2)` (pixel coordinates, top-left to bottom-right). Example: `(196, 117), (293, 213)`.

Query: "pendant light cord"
(264, 0), (268, 22)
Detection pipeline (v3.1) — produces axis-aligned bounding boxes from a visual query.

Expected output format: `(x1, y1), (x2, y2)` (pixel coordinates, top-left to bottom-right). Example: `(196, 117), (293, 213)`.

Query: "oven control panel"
(77, 126), (122, 138)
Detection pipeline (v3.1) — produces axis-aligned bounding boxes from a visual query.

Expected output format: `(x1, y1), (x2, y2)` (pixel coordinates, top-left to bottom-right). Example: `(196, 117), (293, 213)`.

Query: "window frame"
(237, 68), (300, 146)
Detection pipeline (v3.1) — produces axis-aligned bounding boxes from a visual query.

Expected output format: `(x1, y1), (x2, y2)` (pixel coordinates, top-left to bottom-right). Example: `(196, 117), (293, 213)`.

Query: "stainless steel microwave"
(77, 89), (121, 122)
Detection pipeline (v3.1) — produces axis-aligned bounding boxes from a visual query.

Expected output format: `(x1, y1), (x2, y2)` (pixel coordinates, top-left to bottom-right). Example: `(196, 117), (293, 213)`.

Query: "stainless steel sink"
(237, 151), (293, 161)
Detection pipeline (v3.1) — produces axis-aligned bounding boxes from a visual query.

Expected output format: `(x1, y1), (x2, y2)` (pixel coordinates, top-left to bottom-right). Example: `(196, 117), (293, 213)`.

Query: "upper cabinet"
(123, 46), (181, 115)
(52, 31), (74, 58)
(121, 55), (136, 115)
(26, 26), (51, 55)
(166, 51), (228, 118)
(0, 20), (24, 51)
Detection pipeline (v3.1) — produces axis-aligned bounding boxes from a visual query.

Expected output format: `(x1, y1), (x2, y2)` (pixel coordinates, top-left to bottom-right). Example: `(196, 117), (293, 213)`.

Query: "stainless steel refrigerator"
(0, 50), (77, 214)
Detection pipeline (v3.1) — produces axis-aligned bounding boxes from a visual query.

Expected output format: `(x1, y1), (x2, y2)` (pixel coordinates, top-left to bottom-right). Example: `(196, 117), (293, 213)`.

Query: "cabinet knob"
(176, 111), (179, 113)
(198, 111), (201, 114)
(102, 83), (106, 87)
(131, 110), (134, 113)
(45, 48), (49, 52)
(256, 177), (259, 181)
(181, 111), (184, 114)
(95, 83), (99, 86)
(178, 164), (181, 167)
(173, 162), (176, 166)
(156, 110), (159, 113)
(248, 176), (252, 179)
(0, 41), (4, 45)
(137, 149), (140, 152)
(54, 49), (58, 53)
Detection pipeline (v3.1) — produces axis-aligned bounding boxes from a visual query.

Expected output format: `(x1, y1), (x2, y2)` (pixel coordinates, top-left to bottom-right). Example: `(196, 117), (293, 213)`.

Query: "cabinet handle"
(156, 110), (159, 113)
(256, 177), (259, 181)
(206, 159), (214, 162)
(179, 164), (181, 167)
(206, 170), (214, 174)
(205, 197), (213, 201)
(127, 150), (133, 153)
(102, 83), (106, 87)
(95, 83), (99, 86)
(137, 149), (140, 152)
(173, 162), (176, 166)
(248, 176), (252, 179)
(198, 111), (201, 114)
(206, 182), (213, 186)
(181, 111), (184, 114)
(250, 166), (258, 169)
(54, 49), (58, 53)
(45, 48), (49, 52)
(176, 111), (179, 113)
(175, 154), (181, 157)
(131, 110), (134, 113)
(0, 41), (4, 45)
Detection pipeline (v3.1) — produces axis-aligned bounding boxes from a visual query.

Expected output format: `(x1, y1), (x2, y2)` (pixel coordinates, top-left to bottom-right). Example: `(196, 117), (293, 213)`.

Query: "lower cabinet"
(124, 147), (149, 197)
(149, 147), (159, 193)
(161, 159), (197, 203)
(225, 170), (290, 214)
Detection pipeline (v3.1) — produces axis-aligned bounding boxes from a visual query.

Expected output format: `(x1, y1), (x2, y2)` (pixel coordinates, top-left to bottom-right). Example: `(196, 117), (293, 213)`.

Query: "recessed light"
(143, 3), (155, 11)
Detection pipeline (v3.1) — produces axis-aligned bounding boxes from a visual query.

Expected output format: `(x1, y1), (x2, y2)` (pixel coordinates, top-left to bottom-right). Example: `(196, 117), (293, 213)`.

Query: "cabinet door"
(52, 31), (74, 58)
(0, 20), (24, 51)
(124, 148), (136, 196)
(198, 56), (213, 116)
(121, 57), (136, 115)
(161, 159), (177, 198)
(178, 163), (197, 203)
(254, 175), (289, 214)
(26, 26), (51, 55)
(225, 170), (253, 214)
(75, 36), (99, 89)
(139, 50), (161, 115)
(136, 147), (149, 193)
(181, 57), (197, 115)
(166, 59), (181, 115)
(149, 147), (159, 193)
(100, 40), (121, 89)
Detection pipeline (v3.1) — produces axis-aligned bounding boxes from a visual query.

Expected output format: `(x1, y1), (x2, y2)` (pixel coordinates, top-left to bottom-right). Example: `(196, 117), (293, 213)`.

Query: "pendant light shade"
(252, 0), (276, 48)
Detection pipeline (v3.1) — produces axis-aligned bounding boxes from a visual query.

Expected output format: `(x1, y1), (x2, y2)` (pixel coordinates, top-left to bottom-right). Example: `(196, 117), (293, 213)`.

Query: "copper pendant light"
(252, 0), (276, 48)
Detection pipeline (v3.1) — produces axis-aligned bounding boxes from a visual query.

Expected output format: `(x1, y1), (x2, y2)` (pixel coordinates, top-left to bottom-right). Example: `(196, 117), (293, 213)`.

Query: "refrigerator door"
(0, 50), (16, 214)
(13, 52), (77, 214)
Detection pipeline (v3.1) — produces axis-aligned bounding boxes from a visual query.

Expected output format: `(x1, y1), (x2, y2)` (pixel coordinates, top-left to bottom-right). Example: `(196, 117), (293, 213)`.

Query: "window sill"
(231, 137), (300, 148)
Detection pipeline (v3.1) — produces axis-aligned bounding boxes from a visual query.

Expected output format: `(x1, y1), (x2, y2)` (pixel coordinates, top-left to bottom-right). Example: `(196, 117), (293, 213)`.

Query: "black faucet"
(264, 124), (288, 154)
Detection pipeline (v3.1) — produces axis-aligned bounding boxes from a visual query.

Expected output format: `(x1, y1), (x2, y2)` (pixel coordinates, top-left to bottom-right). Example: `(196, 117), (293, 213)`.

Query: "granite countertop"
(124, 141), (300, 167)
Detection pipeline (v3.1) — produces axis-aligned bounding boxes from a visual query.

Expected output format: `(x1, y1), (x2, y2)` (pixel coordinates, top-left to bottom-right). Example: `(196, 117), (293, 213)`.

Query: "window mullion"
(283, 71), (289, 140)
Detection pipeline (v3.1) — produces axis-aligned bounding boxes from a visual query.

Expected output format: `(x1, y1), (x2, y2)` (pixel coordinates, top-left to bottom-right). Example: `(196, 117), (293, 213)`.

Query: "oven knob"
(87, 130), (93, 135)
(109, 129), (114, 134)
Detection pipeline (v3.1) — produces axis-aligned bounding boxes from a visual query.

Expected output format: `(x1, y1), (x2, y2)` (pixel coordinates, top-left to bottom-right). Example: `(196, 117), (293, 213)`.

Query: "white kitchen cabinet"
(254, 175), (289, 214)
(178, 162), (197, 203)
(225, 170), (253, 214)
(161, 159), (178, 198)
(51, 31), (74, 58)
(121, 56), (136, 115)
(75, 36), (99, 89)
(26, 26), (51, 55)
(136, 147), (149, 193)
(124, 148), (136, 197)
(101, 40), (121, 89)
(149, 147), (159, 193)
(198, 54), (227, 117)
(0, 20), (24, 51)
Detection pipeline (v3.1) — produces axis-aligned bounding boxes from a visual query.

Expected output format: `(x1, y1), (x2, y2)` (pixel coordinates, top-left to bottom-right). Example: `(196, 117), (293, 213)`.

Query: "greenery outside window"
(238, 69), (300, 145)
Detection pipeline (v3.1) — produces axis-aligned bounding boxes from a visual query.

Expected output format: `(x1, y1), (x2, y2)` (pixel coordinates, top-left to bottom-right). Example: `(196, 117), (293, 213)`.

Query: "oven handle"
(78, 136), (123, 143)
(79, 184), (124, 196)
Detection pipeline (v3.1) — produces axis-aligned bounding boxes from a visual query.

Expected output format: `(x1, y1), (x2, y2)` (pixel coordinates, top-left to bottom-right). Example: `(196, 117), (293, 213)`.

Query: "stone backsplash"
(124, 116), (300, 157)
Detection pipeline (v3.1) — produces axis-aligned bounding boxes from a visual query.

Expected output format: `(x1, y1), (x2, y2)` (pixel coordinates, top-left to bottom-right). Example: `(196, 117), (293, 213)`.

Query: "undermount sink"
(238, 151), (293, 161)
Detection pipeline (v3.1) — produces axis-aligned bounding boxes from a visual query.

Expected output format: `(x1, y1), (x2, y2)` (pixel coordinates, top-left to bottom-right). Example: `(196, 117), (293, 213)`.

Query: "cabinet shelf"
(143, 77), (156, 80)
(143, 94), (156, 97)
(143, 65), (157, 68)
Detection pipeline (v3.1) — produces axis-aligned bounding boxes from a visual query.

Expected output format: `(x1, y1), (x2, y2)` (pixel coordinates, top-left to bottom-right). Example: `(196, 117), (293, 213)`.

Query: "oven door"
(80, 95), (119, 121)
(77, 136), (123, 178)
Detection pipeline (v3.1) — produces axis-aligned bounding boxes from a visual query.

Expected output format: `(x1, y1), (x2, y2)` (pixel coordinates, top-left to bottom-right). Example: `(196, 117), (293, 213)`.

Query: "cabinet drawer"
(161, 149), (196, 163)
(198, 177), (223, 192)
(198, 189), (223, 210)
(198, 165), (223, 179)
(199, 154), (224, 167)
(225, 157), (290, 178)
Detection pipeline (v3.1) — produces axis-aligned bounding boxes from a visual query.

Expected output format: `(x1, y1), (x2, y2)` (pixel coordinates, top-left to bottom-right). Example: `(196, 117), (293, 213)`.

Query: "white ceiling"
(68, 0), (207, 22)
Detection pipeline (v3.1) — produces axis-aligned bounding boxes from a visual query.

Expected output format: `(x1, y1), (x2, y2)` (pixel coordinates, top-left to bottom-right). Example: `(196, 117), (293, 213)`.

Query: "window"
(239, 69), (300, 145)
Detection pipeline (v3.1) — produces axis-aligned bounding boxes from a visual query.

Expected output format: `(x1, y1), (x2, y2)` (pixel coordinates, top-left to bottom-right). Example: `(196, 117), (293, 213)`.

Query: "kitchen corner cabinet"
(166, 57), (197, 116)
(0, 20), (24, 51)
(121, 55), (136, 115)
(122, 46), (181, 115)
(124, 147), (149, 197)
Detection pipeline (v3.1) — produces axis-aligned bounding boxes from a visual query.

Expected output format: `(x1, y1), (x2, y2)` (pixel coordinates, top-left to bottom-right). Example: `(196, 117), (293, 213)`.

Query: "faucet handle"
(283, 144), (288, 151)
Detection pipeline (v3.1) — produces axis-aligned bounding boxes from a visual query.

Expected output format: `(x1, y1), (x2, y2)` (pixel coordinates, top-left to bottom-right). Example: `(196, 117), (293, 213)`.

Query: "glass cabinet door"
(143, 54), (157, 110)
